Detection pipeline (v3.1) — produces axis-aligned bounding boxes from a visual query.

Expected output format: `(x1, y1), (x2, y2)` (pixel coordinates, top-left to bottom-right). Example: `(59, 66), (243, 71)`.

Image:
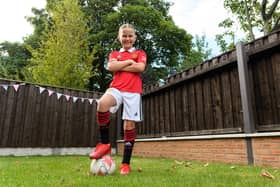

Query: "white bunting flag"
(48, 90), (54, 96)
(89, 99), (94, 104)
(39, 87), (45, 94)
(2, 85), (8, 91)
(13, 84), (20, 92)
(65, 95), (70, 101)
(56, 93), (62, 99)
(73, 97), (78, 103)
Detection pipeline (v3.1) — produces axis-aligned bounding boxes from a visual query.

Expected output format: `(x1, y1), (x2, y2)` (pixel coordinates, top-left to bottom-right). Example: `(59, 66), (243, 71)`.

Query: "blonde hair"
(118, 23), (136, 35)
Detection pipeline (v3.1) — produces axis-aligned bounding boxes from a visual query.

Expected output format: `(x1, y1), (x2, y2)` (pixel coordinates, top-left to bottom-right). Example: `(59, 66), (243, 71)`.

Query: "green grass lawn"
(0, 155), (279, 187)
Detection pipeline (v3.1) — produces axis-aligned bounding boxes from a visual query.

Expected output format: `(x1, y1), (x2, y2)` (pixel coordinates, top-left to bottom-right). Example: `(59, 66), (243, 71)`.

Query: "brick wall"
(117, 135), (280, 168)
(253, 137), (280, 168)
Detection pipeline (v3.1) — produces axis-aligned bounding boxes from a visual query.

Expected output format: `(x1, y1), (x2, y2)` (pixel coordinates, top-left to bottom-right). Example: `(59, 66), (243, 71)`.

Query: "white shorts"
(103, 88), (143, 122)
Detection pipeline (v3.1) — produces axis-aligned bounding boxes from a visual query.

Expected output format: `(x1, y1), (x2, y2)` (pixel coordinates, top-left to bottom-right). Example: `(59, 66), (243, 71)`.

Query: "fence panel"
(138, 30), (280, 138)
(0, 80), (120, 147)
(250, 46), (280, 131)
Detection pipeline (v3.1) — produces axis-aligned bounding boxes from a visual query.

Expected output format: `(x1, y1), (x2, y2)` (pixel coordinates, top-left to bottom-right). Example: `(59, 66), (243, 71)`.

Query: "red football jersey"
(108, 48), (147, 93)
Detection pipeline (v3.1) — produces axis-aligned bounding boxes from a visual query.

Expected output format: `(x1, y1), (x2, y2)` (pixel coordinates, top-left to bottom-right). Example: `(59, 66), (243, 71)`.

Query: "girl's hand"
(125, 59), (135, 65)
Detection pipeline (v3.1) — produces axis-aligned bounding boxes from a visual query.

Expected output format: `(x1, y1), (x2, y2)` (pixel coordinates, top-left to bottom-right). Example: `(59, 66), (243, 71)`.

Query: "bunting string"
(0, 83), (97, 105)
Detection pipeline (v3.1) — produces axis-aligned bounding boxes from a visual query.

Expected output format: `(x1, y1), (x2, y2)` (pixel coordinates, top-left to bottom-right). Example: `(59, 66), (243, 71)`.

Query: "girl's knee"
(97, 99), (109, 112)
(124, 120), (135, 130)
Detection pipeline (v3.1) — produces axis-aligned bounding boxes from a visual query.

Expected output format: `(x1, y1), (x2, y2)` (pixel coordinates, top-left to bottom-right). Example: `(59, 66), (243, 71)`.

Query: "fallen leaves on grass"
(173, 160), (193, 168)
(185, 162), (192, 168)
(174, 160), (184, 165)
(260, 170), (275, 180)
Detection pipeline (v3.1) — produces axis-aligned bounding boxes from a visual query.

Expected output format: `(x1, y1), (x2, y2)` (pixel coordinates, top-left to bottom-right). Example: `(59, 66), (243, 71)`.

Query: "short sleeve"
(109, 51), (119, 61)
(137, 50), (147, 64)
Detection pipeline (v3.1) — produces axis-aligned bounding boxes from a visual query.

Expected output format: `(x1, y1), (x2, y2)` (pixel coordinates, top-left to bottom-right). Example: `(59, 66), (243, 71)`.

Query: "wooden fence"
(138, 29), (280, 138)
(0, 80), (120, 148)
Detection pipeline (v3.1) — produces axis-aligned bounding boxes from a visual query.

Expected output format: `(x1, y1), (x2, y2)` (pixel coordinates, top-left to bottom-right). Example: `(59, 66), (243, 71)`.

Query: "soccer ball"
(90, 155), (116, 175)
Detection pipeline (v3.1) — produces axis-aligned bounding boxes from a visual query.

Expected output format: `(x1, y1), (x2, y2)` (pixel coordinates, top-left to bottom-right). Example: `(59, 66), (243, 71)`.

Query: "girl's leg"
(96, 94), (116, 144)
(89, 94), (116, 159)
(120, 120), (136, 174)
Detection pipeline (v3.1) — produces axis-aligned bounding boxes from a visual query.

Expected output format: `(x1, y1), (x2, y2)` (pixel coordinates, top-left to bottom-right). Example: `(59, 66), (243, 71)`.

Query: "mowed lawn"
(0, 155), (279, 187)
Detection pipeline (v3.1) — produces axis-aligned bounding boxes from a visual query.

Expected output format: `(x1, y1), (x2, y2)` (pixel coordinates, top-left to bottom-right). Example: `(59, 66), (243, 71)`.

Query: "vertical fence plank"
(33, 85), (43, 147)
(203, 77), (214, 130)
(230, 67), (243, 128)
(211, 74), (223, 129)
(0, 86), (7, 146)
(189, 83), (197, 131)
(154, 93), (160, 135)
(170, 89), (176, 133)
(144, 95), (149, 135)
(175, 86), (183, 132)
(22, 85), (36, 147)
(195, 80), (204, 130)
(2, 87), (16, 146)
(221, 70), (234, 128)
(164, 90), (170, 135)
(90, 93), (98, 146)
(159, 92), (165, 135)
(10, 85), (24, 147)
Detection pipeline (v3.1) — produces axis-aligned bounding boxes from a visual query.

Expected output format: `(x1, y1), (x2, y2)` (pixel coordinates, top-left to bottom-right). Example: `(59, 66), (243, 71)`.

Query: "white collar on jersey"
(119, 47), (135, 53)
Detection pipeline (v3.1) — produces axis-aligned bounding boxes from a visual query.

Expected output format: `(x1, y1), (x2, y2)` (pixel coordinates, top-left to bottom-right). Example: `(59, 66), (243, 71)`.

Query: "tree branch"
(253, 0), (257, 6)
(261, 0), (268, 21)
(271, 15), (280, 31)
(267, 0), (280, 19)
(244, 0), (255, 39)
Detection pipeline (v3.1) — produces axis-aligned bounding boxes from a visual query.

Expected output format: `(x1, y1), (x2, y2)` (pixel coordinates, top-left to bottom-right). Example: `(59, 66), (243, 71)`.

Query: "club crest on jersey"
(131, 53), (138, 59)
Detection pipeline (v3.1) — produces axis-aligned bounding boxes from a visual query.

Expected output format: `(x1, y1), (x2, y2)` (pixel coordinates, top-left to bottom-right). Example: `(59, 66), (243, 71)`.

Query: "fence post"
(236, 42), (255, 165)
(236, 42), (255, 133)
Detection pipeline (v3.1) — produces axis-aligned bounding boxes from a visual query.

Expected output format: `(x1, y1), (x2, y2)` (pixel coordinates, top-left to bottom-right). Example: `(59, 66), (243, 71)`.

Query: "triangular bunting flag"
(39, 87), (45, 94)
(89, 99), (94, 104)
(57, 93), (63, 100)
(65, 95), (70, 101)
(73, 97), (78, 103)
(48, 90), (54, 96)
(81, 98), (85, 103)
(1, 85), (8, 91)
(13, 84), (20, 92)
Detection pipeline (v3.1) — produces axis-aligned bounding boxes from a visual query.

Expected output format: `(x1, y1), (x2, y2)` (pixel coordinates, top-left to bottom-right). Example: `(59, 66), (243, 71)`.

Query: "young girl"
(89, 23), (147, 175)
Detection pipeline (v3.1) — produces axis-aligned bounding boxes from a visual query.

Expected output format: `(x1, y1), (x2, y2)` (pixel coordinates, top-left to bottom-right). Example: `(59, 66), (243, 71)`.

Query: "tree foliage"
(27, 0), (93, 89)
(183, 35), (212, 70)
(216, 0), (280, 52)
(0, 42), (31, 80)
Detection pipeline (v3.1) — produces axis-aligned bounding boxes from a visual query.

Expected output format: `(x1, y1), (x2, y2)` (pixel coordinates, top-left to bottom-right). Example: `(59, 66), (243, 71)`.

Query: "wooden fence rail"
(138, 29), (280, 138)
(0, 80), (119, 148)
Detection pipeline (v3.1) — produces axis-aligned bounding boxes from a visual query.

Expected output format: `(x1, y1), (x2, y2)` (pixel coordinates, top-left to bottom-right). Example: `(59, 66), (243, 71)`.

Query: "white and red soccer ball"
(90, 155), (116, 175)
